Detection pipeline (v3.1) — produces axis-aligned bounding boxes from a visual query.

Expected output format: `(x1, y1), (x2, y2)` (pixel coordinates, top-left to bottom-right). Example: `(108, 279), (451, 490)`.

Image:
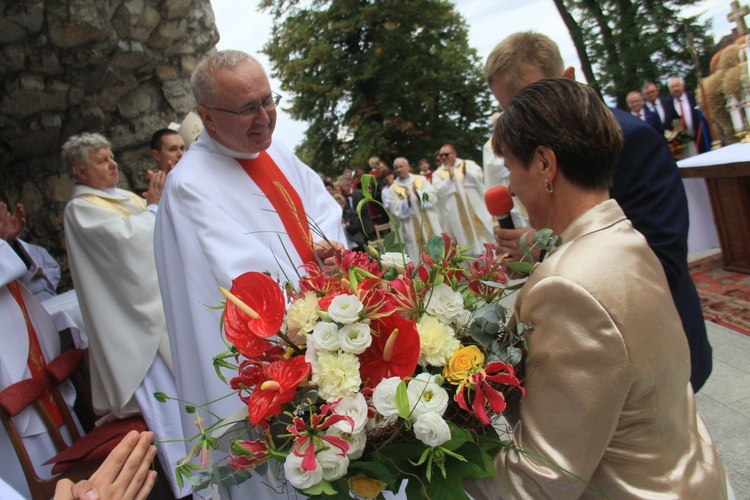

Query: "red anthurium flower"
(317, 289), (348, 311)
(289, 403), (354, 472)
(358, 314), (420, 387)
(454, 361), (524, 425)
(223, 272), (285, 359)
(246, 356), (311, 425)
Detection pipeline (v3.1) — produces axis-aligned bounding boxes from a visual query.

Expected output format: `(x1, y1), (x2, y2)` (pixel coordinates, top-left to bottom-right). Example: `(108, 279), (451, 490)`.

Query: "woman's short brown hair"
(492, 78), (623, 190)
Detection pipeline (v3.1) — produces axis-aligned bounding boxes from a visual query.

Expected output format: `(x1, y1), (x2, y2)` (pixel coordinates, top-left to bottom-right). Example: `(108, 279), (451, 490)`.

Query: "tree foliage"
(553, 0), (715, 109)
(259, 0), (493, 176)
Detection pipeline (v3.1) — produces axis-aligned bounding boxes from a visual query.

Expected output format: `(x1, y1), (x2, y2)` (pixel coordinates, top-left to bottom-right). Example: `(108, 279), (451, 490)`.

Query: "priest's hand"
(0, 202), (25, 242)
(53, 431), (157, 500)
(143, 170), (166, 206)
(494, 227), (541, 263)
(314, 240), (345, 270)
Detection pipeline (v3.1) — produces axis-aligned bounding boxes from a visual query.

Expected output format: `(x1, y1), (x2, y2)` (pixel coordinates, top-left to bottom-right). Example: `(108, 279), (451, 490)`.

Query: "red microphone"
(485, 185), (515, 230)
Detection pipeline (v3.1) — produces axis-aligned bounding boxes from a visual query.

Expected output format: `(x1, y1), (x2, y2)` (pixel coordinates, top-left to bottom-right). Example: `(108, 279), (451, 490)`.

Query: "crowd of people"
(0, 29), (732, 500)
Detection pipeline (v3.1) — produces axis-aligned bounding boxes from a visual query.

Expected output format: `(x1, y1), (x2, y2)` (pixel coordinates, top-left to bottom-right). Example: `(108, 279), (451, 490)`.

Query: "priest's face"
(394, 160), (410, 179)
(76, 148), (119, 189)
(199, 59), (277, 154)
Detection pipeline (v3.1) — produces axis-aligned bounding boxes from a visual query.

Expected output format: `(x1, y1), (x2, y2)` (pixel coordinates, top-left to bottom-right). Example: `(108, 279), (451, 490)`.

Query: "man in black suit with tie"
(626, 90), (664, 134)
(664, 77), (706, 154)
(642, 81), (671, 130)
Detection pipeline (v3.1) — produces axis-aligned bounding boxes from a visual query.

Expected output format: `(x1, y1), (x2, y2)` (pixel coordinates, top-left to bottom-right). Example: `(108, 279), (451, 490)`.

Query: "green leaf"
(506, 261), (534, 274)
(425, 235), (445, 259)
(395, 381), (411, 420)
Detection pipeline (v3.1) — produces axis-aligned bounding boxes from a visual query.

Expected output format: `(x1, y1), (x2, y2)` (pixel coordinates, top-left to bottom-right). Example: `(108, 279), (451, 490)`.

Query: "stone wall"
(0, 0), (219, 290)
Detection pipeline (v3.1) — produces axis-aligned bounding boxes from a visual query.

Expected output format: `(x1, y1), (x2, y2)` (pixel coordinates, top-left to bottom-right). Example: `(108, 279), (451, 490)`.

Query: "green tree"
(553, 0), (715, 109)
(259, 0), (493, 176)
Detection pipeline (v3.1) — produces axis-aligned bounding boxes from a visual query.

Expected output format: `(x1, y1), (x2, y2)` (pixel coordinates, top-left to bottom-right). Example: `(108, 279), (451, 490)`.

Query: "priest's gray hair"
(191, 50), (263, 105)
(61, 132), (111, 179)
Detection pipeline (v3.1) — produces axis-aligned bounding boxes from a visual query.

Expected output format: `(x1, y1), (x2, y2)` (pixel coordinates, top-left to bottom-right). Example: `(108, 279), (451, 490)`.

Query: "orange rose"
(443, 345), (485, 385)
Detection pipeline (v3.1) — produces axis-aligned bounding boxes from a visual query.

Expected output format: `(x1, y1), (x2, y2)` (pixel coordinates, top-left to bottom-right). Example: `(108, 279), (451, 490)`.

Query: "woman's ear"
(535, 146), (558, 182)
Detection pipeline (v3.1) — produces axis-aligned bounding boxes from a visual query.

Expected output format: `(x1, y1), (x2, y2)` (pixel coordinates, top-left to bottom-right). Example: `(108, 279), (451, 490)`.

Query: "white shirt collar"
(203, 131), (261, 160)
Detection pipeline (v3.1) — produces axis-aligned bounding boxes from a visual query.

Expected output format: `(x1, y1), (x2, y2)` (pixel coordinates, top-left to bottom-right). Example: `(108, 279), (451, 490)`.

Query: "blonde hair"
(485, 32), (564, 96)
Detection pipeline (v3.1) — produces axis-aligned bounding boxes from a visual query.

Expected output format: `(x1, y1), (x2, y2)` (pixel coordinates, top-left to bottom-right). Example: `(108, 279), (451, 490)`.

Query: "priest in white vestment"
(432, 144), (495, 254)
(383, 158), (440, 262)
(153, 50), (344, 498)
(0, 204), (78, 498)
(61, 133), (187, 498)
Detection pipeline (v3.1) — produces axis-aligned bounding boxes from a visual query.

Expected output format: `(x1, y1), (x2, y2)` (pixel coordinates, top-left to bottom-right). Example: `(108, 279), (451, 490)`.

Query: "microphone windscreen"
(485, 185), (514, 216)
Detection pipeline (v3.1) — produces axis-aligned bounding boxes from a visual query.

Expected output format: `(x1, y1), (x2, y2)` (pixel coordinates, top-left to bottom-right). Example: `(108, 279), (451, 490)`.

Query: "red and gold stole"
(237, 152), (316, 265)
(6, 281), (64, 426)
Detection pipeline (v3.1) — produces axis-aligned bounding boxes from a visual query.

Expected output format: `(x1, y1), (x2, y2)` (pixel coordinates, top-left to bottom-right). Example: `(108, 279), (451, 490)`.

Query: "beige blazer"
(466, 199), (726, 499)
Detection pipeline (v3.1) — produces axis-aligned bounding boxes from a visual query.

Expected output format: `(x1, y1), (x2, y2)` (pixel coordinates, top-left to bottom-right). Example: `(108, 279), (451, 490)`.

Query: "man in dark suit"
(485, 32), (712, 392)
(626, 90), (664, 134)
(664, 77), (707, 154)
(337, 178), (376, 242)
(642, 81), (671, 130)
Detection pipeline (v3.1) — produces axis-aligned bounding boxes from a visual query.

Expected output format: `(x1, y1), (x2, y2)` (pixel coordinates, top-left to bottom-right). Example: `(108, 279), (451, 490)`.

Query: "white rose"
(407, 373), (449, 418)
(416, 314), (460, 367)
(332, 393), (369, 434)
(326, 428), (367, 460)
(317, 446), (350, 481)
(287, 292), (321, 336)
(311, 350), (361, 402)
(380, 251), (411, 271)
(311, 321), (341, 351)
(425, 283), (465, 324)
(372, 376), (403, 418)
(338, 323), (372, 354)
(284, 452), (323, 489)
(327, 294), (364, 324)
(413, 412), (451, 447)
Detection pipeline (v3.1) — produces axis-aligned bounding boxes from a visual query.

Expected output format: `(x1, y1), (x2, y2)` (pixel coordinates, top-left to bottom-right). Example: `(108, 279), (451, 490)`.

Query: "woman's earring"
(544, 179), (554, 193)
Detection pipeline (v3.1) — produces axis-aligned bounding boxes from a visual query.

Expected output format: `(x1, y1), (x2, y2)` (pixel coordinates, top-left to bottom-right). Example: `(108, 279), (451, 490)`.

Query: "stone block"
(130, 6), (161, 42)
(117, 85), (155, 119)
(2, 43), (27, 72)
(0, 17), (29, 44)
(94, 74), (138, 111)
(45, 174), (73, 203)
(5, 0), (45, 34)
(19, 73), (45, 91)
(147, 19), (187, 48)
(179, 55), (199, 75)
(40, 112), (63, 130)
(0, 75), (69, 116)
(21, 181), (44, 213)
(156, 64), (179, 81)
(162, 79), (196, 115)
(164, 43), (195, 57)
(111, 0), (145, 36)
(47, 3), (111, 49)
(164, 0), (192, 20)
(111, 40), (153, 71)
(29, 46), (61, 74)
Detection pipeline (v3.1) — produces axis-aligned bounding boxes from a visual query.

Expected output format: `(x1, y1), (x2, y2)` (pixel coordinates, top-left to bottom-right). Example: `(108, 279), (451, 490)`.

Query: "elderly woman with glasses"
(465, 79), (728, 499)
(62, 132), (187, 497)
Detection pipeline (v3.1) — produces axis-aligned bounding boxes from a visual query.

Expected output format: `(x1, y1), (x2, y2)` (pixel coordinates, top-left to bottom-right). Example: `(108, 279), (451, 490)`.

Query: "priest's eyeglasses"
(205, 92), (282, 119)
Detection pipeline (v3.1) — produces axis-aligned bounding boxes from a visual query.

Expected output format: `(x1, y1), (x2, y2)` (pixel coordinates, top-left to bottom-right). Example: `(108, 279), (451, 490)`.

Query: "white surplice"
(431, 158), (494, 254)
(0, 241), (76, 498)
(154, 132), (343, 499)
(383, 174), (439, 262)
(64, 186), (187, 497)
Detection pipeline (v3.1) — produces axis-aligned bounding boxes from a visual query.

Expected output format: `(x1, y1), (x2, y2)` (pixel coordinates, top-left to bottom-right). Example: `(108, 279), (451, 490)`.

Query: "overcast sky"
(210, 0), (737, 149)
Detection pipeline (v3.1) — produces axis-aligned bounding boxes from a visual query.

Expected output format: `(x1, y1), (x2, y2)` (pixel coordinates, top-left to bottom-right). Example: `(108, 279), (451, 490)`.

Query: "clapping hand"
(54, 431), (158, 500)
(0, 202), (25, 242)
(143, 170), (166, 206)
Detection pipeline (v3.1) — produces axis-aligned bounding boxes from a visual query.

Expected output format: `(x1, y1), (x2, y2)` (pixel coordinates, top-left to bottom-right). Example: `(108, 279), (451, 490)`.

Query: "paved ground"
(697, 322), (750, 499)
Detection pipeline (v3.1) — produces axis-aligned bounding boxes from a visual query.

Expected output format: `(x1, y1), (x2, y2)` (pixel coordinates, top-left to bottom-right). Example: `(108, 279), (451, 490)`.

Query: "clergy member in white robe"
(61, 133), (187, 498)
(432, 144), (494, 254)
(0, 205), (77, 498)
(154, 50), (344, 498)
(384, 158), (440, 262)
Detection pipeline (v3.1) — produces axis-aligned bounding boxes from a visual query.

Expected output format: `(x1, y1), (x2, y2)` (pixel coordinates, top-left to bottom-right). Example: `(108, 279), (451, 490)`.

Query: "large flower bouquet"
(174, 233), (536, 499)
